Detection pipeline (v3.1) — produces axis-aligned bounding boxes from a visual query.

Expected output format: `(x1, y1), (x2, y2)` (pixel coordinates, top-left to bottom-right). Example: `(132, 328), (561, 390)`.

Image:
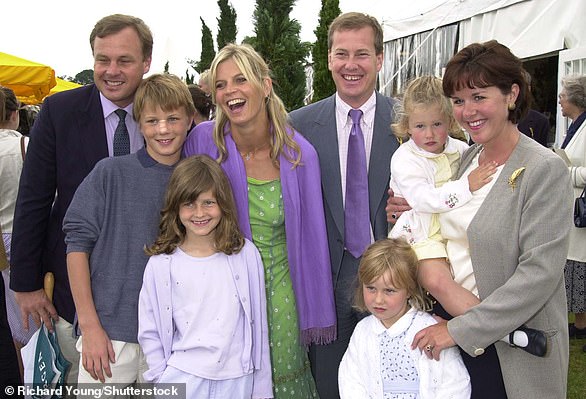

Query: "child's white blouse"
(339, 308), (471, 399)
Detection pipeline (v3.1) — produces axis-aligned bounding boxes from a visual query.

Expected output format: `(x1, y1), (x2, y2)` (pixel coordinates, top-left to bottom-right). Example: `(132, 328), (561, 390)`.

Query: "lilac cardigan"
(184, 121), (336, 345)
(138, 240), (273, 398)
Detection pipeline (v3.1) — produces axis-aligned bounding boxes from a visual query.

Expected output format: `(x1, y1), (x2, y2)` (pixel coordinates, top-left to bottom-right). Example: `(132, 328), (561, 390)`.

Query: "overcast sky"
(1, 0), (441, 78)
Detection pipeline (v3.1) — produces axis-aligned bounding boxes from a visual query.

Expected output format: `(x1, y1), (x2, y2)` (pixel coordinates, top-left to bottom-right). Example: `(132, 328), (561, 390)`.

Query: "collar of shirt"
(99, 93), (143, 156)
(100, 93), (134, 120)
(335, 91), (376, 134)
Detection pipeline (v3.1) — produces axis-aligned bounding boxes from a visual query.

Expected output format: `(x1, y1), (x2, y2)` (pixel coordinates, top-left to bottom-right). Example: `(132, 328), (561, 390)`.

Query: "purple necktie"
(113, 109), (130, 156)
(345, 109), (370, 258)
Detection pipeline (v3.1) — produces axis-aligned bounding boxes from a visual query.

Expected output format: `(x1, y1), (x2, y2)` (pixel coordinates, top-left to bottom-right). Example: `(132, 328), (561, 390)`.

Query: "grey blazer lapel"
(369, 93), (396, 226)
(464, 141), (527, 228)
(313, 97), (345, 237)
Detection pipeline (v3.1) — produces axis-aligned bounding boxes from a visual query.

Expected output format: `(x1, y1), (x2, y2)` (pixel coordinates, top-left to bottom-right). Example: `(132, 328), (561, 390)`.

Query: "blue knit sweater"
(63, 148), (174, 343)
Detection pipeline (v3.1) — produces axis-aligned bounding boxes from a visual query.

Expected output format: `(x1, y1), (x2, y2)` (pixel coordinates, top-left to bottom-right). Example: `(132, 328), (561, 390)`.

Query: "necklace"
(239, 142), (270, 161)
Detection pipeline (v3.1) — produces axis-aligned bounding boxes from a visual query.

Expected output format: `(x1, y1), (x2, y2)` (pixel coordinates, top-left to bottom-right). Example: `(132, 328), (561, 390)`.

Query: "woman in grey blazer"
(409, 41), (572, 399)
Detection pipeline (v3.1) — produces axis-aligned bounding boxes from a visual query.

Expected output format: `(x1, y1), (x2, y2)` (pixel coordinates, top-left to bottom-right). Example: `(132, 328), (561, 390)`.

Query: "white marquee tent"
(379, 0), (586, 145)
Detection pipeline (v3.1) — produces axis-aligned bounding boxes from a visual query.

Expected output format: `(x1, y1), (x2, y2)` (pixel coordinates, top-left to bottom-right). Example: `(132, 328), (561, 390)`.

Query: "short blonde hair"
(133, 74), (195, 122)
(354, 238), (431, 312)
(392, 75), (465, 142)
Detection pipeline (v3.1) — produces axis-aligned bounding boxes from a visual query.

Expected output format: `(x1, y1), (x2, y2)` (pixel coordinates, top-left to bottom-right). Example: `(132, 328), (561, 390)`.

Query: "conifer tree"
(312, 0), (340, 102)
(249, 0), (309, 111)
(217, 0), (238, 50)
(196, 17), (216, 73)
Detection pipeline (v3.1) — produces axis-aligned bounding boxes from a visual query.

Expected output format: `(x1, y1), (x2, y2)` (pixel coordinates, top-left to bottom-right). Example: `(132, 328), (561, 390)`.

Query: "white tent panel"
(458, 0), (586, 59)
(382, 0), (524, 42)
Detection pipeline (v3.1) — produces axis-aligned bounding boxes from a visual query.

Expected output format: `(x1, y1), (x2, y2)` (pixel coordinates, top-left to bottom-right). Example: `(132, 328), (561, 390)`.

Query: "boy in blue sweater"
(63, 74), (195, 388)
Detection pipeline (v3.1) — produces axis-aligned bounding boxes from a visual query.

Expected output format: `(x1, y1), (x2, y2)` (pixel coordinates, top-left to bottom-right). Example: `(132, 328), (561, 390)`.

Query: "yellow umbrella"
(0, 52), (56, 104)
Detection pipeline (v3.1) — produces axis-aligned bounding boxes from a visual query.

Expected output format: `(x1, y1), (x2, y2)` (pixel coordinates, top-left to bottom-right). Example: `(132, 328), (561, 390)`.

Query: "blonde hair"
(133, 74), (195, 122)
(354, 238), (431, 312)
(209, 43), (301, 167)
(146, 155), (244, 256)
(392, 75), (466, 143)
(198, 69), (211, 90)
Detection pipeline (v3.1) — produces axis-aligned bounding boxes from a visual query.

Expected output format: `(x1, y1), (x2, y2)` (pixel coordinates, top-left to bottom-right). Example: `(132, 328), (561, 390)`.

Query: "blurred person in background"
(187, 84), (214, 126)
(0, 85), (27, 396)
(559, 75), (586, 349)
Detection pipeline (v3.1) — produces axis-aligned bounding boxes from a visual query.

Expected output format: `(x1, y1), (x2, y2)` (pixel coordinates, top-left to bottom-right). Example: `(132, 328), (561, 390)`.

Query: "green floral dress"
(247, 177), (319, 398)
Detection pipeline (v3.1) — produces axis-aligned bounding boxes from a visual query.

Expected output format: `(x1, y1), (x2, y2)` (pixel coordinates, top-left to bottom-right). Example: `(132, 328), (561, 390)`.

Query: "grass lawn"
(568, 313), (585, 399)
(568, 337), (585, 399)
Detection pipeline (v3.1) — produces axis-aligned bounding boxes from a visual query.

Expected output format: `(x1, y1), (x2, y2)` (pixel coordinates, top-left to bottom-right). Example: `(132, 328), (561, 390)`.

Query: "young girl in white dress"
(138, 155), (273, 399)
(338, 238), (471, 399)
(388, 76), (545, 356)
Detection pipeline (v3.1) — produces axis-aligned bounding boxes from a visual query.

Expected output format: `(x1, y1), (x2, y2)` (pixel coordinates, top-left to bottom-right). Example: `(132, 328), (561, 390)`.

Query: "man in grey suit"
(289, 12), (399, 399)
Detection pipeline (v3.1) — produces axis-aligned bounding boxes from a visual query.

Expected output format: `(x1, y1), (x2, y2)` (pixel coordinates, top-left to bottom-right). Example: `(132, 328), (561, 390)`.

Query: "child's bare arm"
(418, 258), (480, 316)
(468, 161), (498, 192)
(67, 252), (116, 382)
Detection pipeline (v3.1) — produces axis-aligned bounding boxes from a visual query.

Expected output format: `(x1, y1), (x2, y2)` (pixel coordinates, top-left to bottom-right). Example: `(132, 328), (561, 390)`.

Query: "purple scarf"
(184, 121), (337, 345)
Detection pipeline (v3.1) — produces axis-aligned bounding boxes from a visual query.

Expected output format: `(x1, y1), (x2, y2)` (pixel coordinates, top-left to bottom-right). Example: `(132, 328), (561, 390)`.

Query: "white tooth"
(228, 99), (245, 106)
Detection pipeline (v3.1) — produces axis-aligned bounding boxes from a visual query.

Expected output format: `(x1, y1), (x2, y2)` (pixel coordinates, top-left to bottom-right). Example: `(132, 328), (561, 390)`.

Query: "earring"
(508, 103), (516, 111)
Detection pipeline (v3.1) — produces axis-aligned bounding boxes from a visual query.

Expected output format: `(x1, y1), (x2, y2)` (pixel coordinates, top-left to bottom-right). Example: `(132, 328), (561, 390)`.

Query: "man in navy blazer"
(10, 14), (152, 383)
(289, 12), (398, 399)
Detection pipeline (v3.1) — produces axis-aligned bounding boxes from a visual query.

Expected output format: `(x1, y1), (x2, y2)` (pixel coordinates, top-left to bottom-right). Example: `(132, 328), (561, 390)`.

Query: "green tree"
(217, 0), (238, 50)
(164, 61), (170, 73)
(249, 0), (310, 111)
(185, 69), (195, 84)
(74, 69), (94, 85)
(311, 0), (340, 102)
(196, 17), (216, 73)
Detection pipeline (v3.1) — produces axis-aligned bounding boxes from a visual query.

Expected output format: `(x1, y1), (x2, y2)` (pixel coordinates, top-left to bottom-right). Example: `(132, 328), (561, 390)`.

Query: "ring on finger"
(391, 213), (397, 219)
(425, 344), (434, 352)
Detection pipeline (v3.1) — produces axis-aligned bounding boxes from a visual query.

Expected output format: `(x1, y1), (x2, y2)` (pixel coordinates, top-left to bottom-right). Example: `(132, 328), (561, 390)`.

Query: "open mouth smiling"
(227, 98), (246, 110)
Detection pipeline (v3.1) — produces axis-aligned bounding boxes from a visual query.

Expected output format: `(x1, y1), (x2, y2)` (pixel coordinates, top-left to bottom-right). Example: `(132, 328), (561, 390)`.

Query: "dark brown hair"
(0, 86), (19, 125)
(187, 84), (214, 120)
(328, 12), (384, 55)
(442, 40), (530, 123)
(90, 14), (153, 61)
(146, 155), (244, 256)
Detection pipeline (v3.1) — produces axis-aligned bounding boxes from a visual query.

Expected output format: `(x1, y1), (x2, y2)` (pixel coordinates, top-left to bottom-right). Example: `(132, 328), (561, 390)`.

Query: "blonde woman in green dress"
(184, 44), (337, 398)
